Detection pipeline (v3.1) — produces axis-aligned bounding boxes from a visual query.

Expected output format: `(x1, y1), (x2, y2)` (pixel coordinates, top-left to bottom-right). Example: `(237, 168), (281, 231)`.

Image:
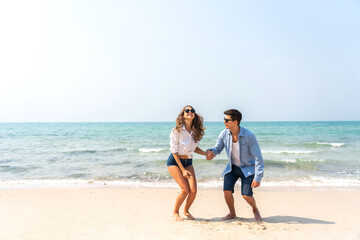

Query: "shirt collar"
(239, 127), (245, 136)
(181, 125), (192, 134)
(226, 127), (244, 137)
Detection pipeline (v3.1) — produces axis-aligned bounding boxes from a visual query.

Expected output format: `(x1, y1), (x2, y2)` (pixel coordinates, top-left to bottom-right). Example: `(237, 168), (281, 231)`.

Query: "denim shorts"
(223, 165), (254, 196)
(167, 154), (193, 168)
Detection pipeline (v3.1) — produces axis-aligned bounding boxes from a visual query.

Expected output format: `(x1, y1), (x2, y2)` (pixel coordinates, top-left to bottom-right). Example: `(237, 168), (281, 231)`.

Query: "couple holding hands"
(167, 105), (264, 222)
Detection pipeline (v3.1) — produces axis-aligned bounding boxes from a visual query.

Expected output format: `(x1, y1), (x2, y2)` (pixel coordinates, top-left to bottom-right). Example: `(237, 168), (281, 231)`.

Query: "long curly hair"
(174, 105), (205, 142)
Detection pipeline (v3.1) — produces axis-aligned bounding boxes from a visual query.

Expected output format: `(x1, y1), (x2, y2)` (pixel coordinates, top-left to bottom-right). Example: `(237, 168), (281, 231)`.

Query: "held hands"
(206, 150), (215, 160)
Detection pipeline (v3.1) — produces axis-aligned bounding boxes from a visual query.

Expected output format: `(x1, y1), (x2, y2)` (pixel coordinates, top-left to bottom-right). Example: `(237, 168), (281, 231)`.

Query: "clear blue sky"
(1, 0), (359, 122)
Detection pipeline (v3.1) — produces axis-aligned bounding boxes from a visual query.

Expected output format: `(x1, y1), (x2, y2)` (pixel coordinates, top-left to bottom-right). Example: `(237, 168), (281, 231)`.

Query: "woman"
(167, 105), (208, 221)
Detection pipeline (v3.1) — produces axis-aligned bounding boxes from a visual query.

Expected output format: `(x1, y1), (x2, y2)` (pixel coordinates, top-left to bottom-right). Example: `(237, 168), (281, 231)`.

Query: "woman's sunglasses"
(184, 109), (195, 113)
(224, 118), (233, 123)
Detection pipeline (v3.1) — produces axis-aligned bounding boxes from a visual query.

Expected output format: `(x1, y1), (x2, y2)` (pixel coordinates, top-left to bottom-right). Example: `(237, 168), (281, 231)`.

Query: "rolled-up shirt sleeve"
(169, 129), (180, 153)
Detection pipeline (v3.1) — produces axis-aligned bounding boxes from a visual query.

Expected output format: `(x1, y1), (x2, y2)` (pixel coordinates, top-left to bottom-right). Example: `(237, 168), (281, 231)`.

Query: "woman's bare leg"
(183, 165), (197, 220)
(168, 166), (190, 221)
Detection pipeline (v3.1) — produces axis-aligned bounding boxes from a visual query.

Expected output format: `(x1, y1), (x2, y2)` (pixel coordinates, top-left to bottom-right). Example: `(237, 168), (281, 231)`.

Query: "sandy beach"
(0, 187), (359, 240)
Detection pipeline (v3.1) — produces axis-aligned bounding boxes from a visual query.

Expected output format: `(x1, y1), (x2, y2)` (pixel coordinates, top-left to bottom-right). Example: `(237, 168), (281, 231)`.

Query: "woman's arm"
(194, 147), (206, 156)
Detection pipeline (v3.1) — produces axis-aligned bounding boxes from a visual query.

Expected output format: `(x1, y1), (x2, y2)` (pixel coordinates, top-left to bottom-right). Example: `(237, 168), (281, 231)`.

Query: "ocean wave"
(66, 150), (97, 154)
(332, 170), (360, 176)
(271, 159), (297, 163)
(264, 159), (328, 170)
(1, 177), (360, 189)
(109, 147), (131, 152)
(66, 147), (139, 154)
(0, 179), (178, 189)
(197, 177), (360, 188)
(316, 142), (344, 147)
(138, 148), (166, 153)
(0, 165), (34, 173)
(299, 159), (325, 162)
(262, 150), (318, 154)
(266, 158), (325, 163)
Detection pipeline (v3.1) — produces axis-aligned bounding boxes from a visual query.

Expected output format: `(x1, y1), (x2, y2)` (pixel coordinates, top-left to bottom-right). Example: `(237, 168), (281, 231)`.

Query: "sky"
(0, 0), (359, 122)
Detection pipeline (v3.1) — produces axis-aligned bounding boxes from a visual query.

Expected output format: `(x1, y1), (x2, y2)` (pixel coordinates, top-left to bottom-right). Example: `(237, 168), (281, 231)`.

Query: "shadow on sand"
(194, 217), (253, 223)
(262, 216), (334, 224)
(194, 216), (334, 225)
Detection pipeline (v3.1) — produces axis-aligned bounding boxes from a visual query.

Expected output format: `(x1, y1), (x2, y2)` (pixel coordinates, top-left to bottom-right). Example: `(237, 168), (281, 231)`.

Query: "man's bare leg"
(243, 195), (262, 221)
(222, 190), (237, 220)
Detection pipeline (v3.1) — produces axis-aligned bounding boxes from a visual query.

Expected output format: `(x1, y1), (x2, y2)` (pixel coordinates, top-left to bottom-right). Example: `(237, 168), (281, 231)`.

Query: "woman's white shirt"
(170, 126), (198, 158)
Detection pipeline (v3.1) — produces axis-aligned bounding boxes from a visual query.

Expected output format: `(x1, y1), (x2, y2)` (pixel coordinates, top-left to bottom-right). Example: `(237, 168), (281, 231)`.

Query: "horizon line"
(1, 120), (359, 123)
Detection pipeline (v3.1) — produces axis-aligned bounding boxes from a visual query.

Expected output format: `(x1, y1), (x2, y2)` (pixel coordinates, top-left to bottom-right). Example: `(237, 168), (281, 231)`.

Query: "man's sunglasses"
(224, 118), (233, 123)
(184, 109), (195, 113)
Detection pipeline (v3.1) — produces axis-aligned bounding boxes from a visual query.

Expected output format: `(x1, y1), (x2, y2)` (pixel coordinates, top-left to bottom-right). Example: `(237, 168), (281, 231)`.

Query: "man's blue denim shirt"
(208, 127), (264, 182)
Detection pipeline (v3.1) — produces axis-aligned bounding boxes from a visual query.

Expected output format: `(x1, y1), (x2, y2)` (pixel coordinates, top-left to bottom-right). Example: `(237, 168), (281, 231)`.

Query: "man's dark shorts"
(167, 154), (193, 168)
(223, 165), (254, 196)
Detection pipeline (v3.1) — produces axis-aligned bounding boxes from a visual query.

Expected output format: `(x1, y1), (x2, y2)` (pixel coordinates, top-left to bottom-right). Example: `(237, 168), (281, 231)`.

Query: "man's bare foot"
(253, 209), (262, 222)
(184, 212), (195, 220)
(173, 213), (183, 221)
(221, 213), (236, 221)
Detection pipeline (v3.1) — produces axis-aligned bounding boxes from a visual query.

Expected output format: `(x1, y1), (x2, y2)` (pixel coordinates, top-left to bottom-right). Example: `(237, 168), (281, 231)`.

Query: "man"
(206, 109), (264, 221)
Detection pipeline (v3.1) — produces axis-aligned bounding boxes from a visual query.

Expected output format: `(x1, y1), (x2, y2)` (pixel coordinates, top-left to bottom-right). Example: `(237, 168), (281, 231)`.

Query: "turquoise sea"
(0, 122), (359, 189)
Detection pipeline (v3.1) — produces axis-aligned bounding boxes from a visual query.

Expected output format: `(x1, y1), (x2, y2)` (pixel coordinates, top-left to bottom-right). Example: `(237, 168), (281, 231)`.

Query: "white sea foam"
(268, 158), (325, 163)
(0, 179), (221, 189)
(0, 179), (183, 190)
(263, 150), (317, 154)
(1, 177), (360, 190)
(300, 159), (325, 162)
(0, 179), (96, 189)
(316, 142), (344, 147)
(138, 148), (164, 153)
(276, 159), (297, 163)
(198, 178), (360, 188)
(262, 176), (360, 187)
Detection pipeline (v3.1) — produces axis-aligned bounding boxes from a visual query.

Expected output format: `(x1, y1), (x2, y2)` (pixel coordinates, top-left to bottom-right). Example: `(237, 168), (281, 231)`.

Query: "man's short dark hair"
(224, 109), (242, 125)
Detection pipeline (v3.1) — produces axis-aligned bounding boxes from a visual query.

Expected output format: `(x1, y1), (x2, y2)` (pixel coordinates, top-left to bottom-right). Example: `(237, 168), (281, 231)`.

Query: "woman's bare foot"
(253, 209), (262, 222)
(184, 211), (195, 220)
(173, 213), (183, 221)
(221, 213), (236, 221)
